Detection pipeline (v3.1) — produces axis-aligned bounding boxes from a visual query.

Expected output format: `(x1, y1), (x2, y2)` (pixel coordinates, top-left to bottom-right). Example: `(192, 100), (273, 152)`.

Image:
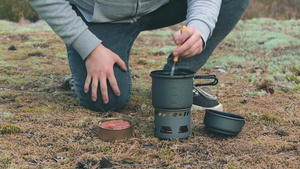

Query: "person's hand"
(84, 44), (127, 104)
(172, 26), (204, 58)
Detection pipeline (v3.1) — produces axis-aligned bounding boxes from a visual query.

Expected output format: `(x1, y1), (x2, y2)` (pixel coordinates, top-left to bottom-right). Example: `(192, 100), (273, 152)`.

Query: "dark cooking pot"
(204, 109), (245, 136)
(150, 70), (218, 109)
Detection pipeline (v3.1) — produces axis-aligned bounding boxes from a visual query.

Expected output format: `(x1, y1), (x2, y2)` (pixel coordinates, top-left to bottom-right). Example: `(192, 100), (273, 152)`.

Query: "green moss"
(288, 63), (300, 76)
(141, 29), (173, 37)
(292, 85), (300, 92)
(5, 118), (16, 122)
(0, 20), (52, 34)
(159, 149), (172, 156)
(0, 124), (24, 134)
(286, 74), (300, 83)
(149, 45), (175, 56)
(0, 76), (26, 86)
(262, 114), (279, 123)
(56, 53), (68, 59)
(214, 18), (300, 94)
(100, 146), (112, 152)
(0, 155), (11, 164)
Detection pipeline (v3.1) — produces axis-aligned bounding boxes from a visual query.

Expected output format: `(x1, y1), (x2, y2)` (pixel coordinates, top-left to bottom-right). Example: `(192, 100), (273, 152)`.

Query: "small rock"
(240, 99), (248, 104)
(25, 130), (37, 135)
(218, 93), (225, 97)
(68, 138), (74, 143)
(79, 139), (85, 145)
(64, 77), (72, 82)
(217, 68), (227, 73)
(184, 165), (192, 168)
(220, 83), (226, 88)
(52, 157), (68, 162)
(76, 161), (85, 168)
(186, 155), (192, 159)
(275, 130), (289, 137)
(10, 121), (18, 124)
(140, 104), (148, 111)
(53, 158), (60, 162)
(62, 76), (75, 91)
(288, 157), (295, 161)
(100, 157), (113, 168)
(30, 159), (38, 163)
(8, 45), (17, 50)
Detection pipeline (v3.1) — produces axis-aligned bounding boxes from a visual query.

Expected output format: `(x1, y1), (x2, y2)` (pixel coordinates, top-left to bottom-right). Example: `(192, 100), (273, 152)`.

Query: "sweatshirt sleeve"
(186, 0), (222, 48)
(28, 0), (101, 60)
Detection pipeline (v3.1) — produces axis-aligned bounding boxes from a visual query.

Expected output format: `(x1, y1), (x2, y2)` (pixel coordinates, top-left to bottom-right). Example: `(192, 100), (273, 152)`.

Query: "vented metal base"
(154, 107), (191, 139)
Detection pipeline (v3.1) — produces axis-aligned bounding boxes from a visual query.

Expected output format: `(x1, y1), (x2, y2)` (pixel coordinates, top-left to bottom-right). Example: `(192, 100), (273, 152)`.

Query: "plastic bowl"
(204, 109), (245, 136)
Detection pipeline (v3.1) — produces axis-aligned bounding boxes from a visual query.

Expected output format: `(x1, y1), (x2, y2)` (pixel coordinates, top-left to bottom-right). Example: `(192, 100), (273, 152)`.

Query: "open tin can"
(98, 119), (133, 141)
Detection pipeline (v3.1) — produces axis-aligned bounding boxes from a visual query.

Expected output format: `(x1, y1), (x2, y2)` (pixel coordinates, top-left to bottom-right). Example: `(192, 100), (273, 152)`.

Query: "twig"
(101, 164), (157, 169)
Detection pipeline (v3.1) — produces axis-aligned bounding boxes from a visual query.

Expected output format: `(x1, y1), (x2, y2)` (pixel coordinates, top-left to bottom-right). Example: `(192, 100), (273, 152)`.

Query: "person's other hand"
(172, 26), (204, 58)
(84, 44), (127, 104)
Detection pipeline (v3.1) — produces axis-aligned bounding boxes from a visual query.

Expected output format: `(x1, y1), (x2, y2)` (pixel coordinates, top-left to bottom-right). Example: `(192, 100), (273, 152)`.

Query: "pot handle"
(194, 75), (218, 86)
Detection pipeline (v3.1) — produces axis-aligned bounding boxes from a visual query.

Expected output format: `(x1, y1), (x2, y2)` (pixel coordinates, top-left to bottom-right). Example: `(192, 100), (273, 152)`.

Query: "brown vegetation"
(0, 0), (299, 23)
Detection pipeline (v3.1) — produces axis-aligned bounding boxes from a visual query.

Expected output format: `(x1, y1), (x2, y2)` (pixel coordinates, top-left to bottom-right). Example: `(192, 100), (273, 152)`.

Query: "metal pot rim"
(150, 69), (195, 79)
(205, 109), (245, 121)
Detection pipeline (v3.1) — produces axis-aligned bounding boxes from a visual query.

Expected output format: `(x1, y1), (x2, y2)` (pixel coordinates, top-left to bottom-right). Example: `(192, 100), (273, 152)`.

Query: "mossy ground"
(0, 18), (299, 168)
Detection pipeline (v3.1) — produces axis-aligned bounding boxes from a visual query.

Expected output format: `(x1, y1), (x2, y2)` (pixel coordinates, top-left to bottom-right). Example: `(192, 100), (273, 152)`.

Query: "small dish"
(98, 119), (133, 141)
(204, 109), (245, 136)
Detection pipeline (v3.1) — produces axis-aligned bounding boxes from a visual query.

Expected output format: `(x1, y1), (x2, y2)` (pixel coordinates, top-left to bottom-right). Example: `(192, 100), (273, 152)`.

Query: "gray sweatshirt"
(29, 0), (221, 60)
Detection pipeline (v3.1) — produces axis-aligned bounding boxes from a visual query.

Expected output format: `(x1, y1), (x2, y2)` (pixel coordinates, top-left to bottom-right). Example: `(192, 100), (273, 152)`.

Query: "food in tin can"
(99, 120), (131, 130)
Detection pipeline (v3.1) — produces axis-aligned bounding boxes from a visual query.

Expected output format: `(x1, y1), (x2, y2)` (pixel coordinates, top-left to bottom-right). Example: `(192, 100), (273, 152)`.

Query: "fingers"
(99, 76), (109, 104)
(177, 37), (203, 58)
(91, 77), (99, 102)
(116, 57), (127, 72)
(173, 26), (203, 58)
(85, 66), (124, 104)
(100, 59), (126, 103)
(172, 29), (182, 45)
(84, 74), (91, 93)
(86, 71), (119, 104)
(108, 73), (120, 97)
(85, 44), (127, 104)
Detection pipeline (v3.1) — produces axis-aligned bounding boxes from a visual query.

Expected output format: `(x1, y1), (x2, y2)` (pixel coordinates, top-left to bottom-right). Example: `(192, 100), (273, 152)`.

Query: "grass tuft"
(0, 124), (24, 134)
(262, 114), (279, 123)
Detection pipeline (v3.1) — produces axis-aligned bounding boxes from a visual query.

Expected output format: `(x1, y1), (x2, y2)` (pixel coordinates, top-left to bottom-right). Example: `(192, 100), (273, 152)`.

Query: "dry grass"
(0, 18), (299, 168)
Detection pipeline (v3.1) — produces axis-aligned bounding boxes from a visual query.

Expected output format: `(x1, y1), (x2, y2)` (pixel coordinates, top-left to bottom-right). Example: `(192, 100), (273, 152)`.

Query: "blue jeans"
(67, 0), (250, 112)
